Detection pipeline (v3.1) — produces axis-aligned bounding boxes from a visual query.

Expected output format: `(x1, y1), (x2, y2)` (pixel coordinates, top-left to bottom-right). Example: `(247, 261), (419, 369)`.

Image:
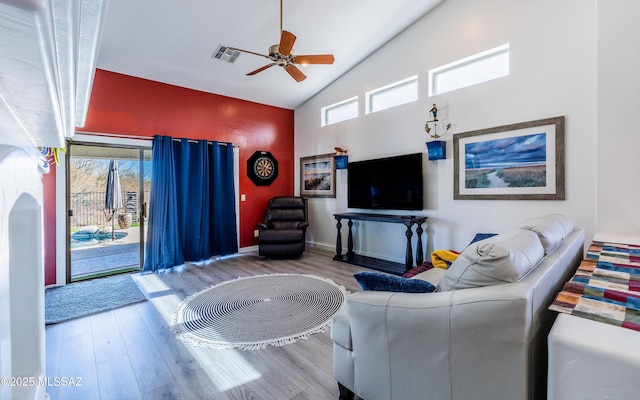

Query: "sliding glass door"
(66, 143), (151, 282)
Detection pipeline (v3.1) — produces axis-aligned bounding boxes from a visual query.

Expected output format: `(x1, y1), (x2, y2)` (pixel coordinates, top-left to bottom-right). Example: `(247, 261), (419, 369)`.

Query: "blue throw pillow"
(468, 233), (497, 246)
(354, 271), (436, 293)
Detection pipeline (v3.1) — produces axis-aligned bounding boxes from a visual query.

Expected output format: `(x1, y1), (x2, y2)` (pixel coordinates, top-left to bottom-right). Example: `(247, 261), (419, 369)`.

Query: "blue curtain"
(143, 135), (238, 272)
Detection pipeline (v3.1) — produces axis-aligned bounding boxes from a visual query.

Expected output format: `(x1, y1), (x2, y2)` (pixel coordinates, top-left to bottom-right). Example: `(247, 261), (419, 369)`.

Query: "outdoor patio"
(71, 225), (143, 279)
(69, 183), (148, 280)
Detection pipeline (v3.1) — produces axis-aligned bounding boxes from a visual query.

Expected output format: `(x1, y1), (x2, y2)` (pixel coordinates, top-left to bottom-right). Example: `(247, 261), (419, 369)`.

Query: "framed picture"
(453, 116), (565, 200)
(300, 153), (336, 198)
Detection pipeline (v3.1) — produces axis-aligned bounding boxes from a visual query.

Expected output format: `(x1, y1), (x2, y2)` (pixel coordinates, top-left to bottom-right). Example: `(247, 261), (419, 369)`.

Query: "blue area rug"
(45, 273), (147, 324)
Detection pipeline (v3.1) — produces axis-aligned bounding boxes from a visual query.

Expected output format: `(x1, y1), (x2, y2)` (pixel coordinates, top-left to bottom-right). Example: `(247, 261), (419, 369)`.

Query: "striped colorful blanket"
(549, 241), (640, 331)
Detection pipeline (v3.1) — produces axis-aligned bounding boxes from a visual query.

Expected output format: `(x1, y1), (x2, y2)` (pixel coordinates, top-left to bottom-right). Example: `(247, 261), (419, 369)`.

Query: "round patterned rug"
(172, 274), (347, 350)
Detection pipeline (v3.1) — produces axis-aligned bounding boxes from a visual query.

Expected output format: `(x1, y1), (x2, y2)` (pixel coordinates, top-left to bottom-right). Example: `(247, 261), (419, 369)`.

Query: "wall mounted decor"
(453, 116), (565, 200)
(425, 103), (452, 160)
(334, 147), (348, 170)
(426, 141), (446, 161)
(300, 153), (336, 198)
(248, 151), (278, 186)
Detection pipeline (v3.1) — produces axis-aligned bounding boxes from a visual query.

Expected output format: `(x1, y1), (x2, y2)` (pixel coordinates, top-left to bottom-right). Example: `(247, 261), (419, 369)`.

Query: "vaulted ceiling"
(97, 0), (444, 109)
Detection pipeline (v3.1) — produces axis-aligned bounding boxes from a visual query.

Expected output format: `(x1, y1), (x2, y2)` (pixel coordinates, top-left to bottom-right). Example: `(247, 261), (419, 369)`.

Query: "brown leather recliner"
(257, 196), (309, 258)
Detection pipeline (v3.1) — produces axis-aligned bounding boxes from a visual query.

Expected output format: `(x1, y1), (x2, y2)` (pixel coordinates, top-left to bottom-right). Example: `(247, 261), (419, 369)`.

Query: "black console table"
(333, 212), (427, 275)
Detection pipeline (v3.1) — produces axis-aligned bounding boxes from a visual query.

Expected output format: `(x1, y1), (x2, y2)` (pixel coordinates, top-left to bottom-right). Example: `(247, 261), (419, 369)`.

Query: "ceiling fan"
(228, 0), (334, 82)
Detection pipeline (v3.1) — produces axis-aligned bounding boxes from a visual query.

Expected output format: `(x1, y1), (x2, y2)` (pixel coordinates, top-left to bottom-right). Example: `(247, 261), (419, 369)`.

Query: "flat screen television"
(348, 153), (423, 210)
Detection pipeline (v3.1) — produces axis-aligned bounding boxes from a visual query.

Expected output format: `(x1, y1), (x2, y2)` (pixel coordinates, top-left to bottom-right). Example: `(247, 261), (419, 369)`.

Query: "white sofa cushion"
(411, 267), (447, 288)
(520, 214), (573, 254)
(438, 228), (544, 291)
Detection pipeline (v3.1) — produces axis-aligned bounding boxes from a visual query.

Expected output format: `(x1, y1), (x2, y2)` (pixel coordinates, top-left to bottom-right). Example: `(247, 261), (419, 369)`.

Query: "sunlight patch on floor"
(133, 271), (171, 294)
(192, 347), (262, 391)
(133, 273), (181, 326)
(132, 272), (262, 391)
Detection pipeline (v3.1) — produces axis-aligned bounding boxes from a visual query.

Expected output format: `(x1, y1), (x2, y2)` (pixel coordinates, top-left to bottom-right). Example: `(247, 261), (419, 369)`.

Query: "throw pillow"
(468, 233), (497, 246)
(438, 228), (544, 291)
(354, 271), (436, 293)
(402, 262), (434, 278)
(431, 249), (460, 269)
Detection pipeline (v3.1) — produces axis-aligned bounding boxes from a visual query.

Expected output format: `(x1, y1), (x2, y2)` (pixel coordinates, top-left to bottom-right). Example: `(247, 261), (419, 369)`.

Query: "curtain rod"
(171, 138), (238, 147)
(75, 131), (239, 147)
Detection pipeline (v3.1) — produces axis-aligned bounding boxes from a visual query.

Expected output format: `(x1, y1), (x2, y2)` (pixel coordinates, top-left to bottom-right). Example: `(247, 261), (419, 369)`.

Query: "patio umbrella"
(105, 160), (123, 240)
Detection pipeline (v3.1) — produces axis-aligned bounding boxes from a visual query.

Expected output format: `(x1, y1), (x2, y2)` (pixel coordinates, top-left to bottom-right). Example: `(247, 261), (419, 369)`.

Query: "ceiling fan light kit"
(225, 0), (334, 82)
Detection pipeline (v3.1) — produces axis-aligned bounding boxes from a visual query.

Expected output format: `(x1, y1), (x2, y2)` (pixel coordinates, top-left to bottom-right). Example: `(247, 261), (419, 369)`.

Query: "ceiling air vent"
(213, 45), (241, 63)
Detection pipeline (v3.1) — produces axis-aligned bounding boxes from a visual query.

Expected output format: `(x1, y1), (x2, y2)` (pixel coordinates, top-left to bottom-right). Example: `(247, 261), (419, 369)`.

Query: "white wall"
(596, 0), (640, 237)
(0, 147), (47, 400)
(295, 0), (599, 261)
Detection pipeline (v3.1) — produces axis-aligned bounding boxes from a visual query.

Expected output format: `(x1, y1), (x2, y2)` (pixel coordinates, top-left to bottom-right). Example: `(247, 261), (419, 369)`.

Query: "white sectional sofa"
(331, 214), (585, 400)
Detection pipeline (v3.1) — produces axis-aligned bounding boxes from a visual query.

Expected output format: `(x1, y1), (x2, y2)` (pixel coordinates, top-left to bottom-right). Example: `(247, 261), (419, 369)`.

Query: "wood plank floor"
(46, 246), (369, 400)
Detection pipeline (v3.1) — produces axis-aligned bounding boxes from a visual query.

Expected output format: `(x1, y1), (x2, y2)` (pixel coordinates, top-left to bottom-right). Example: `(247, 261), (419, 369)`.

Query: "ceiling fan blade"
(293, 54), (335, 65)
(285, 64), (306, 82)
(279, 30), (296, 56)
(227, 47), (273, 61)
(247, 63), (276, 76)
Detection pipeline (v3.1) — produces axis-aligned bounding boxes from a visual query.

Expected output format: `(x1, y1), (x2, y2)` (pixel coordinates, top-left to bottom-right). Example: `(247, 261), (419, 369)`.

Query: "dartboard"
(254, 156), (275, 179)
(247, 151), (278, 186)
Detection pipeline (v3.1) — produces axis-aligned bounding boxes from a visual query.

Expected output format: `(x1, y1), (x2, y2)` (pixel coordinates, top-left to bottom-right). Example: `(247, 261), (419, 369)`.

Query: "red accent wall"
(44, 69), (294, 285)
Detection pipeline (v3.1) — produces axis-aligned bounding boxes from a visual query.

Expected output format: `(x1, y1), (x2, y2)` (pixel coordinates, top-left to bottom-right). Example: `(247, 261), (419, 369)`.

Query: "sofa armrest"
(295, 221), (309, 230)
(344, 290), (454, 400)
(341, 285), (533, 400)
(331, 309), (352, 350)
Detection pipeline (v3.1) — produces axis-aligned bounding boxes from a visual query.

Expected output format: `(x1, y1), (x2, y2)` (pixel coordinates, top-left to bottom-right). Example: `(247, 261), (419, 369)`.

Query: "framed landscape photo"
(453, 116), (565, 200)
(300, 153), (336, 198)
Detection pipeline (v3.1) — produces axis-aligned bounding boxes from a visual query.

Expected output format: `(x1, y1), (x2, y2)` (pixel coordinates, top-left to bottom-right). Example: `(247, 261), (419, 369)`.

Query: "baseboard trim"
(239, 245), (258, 253)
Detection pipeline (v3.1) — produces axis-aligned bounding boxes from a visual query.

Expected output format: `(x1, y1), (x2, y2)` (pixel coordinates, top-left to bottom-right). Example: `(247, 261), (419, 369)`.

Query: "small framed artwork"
(453, 116), (565, 200)
(300, 153), (336, 198)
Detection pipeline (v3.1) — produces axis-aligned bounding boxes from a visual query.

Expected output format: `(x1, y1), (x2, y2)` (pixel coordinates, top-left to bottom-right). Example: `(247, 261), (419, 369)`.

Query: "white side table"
(547, 234), (640, 400)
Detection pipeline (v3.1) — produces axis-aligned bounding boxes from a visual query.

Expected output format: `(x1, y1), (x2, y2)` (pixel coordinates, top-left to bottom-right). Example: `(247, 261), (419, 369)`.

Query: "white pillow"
(438, 229), (544, 291)
(520, 214), (573, 254)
